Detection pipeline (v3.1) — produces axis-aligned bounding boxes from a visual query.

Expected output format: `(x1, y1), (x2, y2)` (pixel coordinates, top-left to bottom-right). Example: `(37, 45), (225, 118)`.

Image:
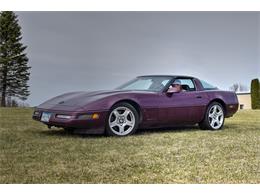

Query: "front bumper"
(32, 109), (108, 134)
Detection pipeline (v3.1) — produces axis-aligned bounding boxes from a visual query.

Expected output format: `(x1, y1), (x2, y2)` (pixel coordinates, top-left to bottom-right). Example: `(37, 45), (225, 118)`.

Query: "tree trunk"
(1, 89), (6, 107)
(1, 70), (7, 107)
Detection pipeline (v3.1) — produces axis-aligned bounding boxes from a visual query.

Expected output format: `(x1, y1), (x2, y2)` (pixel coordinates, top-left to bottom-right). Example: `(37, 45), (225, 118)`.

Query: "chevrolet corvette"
(32, 75), (239, 136)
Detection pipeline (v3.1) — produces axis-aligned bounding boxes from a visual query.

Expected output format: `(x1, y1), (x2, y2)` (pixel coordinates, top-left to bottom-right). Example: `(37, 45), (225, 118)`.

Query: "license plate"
(41, 112), (52, 122)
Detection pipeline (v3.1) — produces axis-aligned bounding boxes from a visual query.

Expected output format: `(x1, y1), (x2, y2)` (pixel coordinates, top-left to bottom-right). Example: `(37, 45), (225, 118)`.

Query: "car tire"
(199, 102), (225, 130)
(106, 102), (139, 136)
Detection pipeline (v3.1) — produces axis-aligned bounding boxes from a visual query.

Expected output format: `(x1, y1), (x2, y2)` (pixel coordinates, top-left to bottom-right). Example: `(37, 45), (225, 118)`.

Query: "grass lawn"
(0, 108), (259, 183)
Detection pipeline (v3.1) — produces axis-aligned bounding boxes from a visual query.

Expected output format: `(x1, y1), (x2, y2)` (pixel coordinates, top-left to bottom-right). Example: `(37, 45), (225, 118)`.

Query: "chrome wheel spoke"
(212, 105), (217, 114)
(217, 110), (223, 117)
(110, 120), (117, 128)
(209, 112), (214, 118)
(123, 110), (130, 117)
(113, 110), (120, 118)
(210, 119), (216, 127)
(119, 125), (125, 133)
(125, 119), (134, 127)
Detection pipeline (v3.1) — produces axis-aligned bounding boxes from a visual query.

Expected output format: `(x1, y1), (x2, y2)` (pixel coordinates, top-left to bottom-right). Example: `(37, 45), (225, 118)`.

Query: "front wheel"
(199, 102), (225, 130)
(106, 102), (139, 136)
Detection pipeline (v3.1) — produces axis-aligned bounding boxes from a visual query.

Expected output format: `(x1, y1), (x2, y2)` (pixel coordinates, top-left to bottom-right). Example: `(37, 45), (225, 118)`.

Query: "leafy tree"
(0, 11), (30, 107)
(251, 78), (260, 109)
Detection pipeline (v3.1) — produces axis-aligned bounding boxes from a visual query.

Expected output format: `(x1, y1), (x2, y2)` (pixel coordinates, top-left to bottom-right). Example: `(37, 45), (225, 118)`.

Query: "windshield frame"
(115, 76), (174, 92)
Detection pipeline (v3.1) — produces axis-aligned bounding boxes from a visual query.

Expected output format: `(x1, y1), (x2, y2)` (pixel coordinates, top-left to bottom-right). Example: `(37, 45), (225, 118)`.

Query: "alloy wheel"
(208, 104), (224, 129)
(108, 106), (136, 136)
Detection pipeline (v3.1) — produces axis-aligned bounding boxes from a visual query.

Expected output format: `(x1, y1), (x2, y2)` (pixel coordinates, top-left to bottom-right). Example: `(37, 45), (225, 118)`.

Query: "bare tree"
(229, 83), (248, 92)
(230, 83), (239, 92)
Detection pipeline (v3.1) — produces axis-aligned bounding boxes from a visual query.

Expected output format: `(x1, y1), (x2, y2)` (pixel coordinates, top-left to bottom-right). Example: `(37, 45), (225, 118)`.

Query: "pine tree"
(0, 11), (30, 107)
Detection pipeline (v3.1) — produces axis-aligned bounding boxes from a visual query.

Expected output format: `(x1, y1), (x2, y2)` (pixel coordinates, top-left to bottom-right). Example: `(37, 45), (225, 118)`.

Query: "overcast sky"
(16, 12), (260, 106)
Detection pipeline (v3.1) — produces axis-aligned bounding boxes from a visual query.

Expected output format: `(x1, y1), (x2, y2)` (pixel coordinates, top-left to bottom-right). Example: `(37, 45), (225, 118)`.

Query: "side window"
(200, 80), (217, 90)
(178, 79), (196, 91)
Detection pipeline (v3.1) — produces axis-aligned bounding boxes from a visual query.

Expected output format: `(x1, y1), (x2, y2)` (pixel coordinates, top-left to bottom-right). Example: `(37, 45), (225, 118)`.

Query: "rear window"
(200, 80), (218, 90)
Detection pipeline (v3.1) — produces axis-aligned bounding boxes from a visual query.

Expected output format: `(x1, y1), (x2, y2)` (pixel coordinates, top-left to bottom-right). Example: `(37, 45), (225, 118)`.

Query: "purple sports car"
(33, 75), (238, 136)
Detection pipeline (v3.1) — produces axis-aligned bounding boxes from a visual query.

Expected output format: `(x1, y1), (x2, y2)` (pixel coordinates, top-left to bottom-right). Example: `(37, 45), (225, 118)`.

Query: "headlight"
(56, 114), (72, 119)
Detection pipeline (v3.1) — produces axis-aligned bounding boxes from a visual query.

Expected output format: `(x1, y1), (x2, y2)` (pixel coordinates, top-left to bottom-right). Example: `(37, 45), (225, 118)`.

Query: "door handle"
(196, 96), (202, 99)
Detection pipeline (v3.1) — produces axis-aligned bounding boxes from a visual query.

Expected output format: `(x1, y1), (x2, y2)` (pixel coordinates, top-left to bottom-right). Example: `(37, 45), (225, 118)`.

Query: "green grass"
(0, 108), (259, 183)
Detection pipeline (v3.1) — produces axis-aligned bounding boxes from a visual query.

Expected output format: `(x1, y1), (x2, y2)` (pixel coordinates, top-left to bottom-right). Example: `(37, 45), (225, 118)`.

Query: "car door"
(158, 78), (208, 126)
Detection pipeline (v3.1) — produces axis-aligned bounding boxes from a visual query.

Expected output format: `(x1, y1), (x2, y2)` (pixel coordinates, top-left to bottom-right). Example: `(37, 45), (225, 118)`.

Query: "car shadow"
(39, 129), (105, 138)
(136, 125), (202, 135)
(38, 125), (202, 138)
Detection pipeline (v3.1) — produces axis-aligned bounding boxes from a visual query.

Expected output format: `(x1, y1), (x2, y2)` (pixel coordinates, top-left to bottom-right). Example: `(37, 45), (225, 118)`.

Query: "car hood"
(37, 90), (155, 111)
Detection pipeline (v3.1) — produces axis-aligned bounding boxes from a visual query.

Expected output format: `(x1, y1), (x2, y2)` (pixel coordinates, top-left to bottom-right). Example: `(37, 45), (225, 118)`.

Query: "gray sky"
(16, 12), (260, 106)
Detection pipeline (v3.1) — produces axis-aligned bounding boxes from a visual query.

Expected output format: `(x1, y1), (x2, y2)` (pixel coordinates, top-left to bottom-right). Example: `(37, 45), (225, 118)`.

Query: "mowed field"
(0, 108), (259, 183)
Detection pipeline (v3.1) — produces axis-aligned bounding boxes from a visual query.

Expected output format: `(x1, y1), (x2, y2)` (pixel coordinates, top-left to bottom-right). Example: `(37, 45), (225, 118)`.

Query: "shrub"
(251, 78), (260, 109)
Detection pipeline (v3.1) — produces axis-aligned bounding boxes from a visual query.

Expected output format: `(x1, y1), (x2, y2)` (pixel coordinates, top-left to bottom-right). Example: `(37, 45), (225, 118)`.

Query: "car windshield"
(116, 76), (172, 92)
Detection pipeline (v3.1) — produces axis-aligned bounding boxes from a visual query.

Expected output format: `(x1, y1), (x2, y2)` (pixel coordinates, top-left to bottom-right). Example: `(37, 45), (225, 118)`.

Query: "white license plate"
(41, 112), (52, 122)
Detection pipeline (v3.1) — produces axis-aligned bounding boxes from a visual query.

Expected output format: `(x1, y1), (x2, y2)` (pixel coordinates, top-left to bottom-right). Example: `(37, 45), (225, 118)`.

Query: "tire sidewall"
(106, 102), (139, 136)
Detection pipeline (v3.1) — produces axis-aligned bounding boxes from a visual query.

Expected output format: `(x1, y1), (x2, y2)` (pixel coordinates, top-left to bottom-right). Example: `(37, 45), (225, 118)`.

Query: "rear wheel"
(106, 102), (139, 136)
(199, 102), (225, 130)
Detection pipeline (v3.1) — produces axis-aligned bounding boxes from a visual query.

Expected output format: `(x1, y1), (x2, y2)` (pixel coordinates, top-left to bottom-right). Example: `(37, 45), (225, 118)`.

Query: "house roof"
(236, 92), (251, 95)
